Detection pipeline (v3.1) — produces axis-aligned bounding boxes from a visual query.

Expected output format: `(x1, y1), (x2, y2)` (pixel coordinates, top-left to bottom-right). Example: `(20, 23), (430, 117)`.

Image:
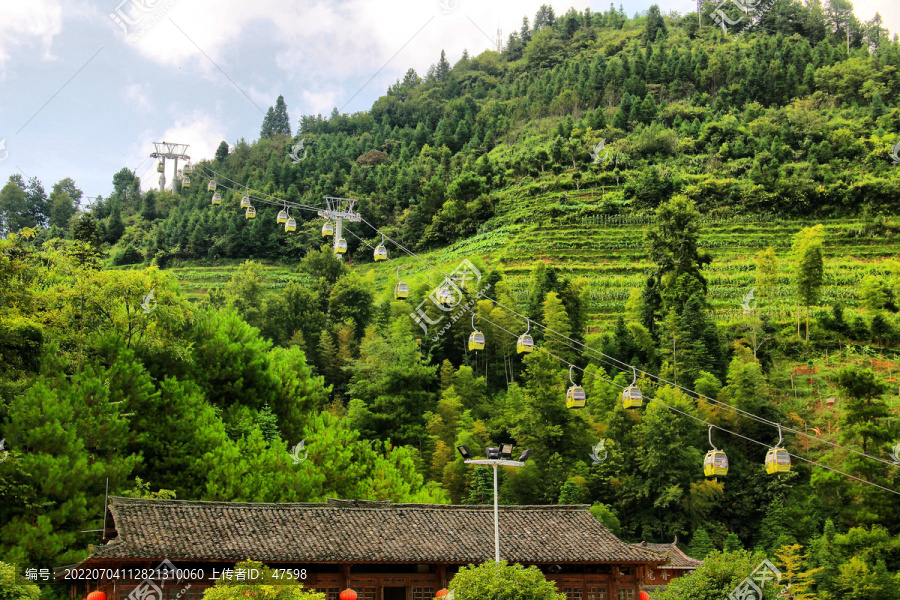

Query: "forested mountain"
(2, 2), (900, 598)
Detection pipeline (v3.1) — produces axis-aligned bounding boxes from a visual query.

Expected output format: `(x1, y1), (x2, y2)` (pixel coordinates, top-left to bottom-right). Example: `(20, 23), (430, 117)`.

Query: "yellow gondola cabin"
(245, 206), (256, 219)
(468, 331), (485, 351)
(211, 193), (222, 206)
(335, 238), (347, 253)
(284, 218), (296, 232)
(765, 448), (791, 474)
(277, 210), (288, 224)
(622, 385), (643, 409)
(704, 451), (729, 477)
(566, 386), (586, 409)
(517, 334), (534, 354)
(395, 282), (409, 300)
(322, 222), (334, 237)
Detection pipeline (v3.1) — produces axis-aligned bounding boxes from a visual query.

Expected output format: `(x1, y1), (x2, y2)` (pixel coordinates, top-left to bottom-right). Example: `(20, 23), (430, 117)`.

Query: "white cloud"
(111, 0), (579, 112)
(302, 89), (340, 116)
(0, 0), (64, 73)
(124, 82), (153, 112)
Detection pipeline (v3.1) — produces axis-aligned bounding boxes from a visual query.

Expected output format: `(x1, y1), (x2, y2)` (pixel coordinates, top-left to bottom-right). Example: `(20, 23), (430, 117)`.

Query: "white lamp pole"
(463, 456), (526, 562)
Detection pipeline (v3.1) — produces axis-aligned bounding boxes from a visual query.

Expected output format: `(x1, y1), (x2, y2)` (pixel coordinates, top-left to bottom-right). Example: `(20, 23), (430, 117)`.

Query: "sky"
(0, 0), (896, 201)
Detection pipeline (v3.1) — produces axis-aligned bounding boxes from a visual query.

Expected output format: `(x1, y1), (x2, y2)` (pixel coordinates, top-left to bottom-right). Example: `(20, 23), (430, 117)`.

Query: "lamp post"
(457, 444), (533, 563)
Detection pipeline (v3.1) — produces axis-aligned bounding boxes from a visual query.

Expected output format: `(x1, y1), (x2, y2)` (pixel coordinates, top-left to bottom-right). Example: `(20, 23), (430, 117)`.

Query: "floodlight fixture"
(486, 447), (500, 460)
(518, 449), (533, 462)
(500, 443), (513, 459)
(457, 445), (471, 460)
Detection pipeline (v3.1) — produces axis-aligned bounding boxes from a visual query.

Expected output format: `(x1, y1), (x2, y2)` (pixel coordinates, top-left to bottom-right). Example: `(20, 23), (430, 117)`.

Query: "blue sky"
(0, 0), (895, 200)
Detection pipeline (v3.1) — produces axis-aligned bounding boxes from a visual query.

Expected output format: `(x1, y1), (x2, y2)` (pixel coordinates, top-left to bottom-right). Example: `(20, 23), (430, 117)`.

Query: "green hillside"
(2, 2), (900, 598)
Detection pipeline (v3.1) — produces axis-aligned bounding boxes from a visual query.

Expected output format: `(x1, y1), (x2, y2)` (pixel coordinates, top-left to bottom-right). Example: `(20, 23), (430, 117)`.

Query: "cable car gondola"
(517, 318), (534, 354)
(245, 206), (256, 219)
(395, 266), (409, 300)
(240, 195), (251, 209)
(468, 314), (485, 351)
(285, 218), (296, 232)
(622, 366), (643, 409)
(208, 180), (217, 192)
(373, 234), (388, 261)
(765, 424), (791, 474)
(211, 192), (222, 206)
(322, 221), (334, 237)
(181, 176), (191, 188)
(277, 210), (288, 224)
(436, 286), (455, 305)
(183, 163), (193, 174)
(566, 366), (586, 409)
(156, 161), (165, 173)
(335, 238), (347, 253)
(704, 426), (728, 477)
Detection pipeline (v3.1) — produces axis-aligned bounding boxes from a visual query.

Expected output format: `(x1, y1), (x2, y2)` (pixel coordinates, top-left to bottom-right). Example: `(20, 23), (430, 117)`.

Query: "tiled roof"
(86, 497), (663, 565)
(632, 542), (702, 569)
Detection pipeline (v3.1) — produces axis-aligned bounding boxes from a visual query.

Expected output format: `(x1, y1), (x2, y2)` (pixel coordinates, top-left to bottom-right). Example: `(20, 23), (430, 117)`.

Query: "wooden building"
(630, 541), (702, 597)
(68, 497), (664, 600)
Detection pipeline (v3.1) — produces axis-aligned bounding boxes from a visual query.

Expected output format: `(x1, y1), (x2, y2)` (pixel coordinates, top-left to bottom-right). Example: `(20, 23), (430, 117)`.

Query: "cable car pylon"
(318, 196), (361, 259)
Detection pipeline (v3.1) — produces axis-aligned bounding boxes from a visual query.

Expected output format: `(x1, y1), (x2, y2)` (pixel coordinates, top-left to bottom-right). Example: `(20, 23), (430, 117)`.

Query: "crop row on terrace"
(364, 217), (899, 329)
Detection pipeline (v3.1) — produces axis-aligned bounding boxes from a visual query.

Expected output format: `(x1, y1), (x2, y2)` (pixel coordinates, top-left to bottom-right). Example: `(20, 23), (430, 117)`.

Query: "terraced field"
(365, 216), (900, 329)
(137, 213), (898, 331)
(110, 262), (313, 302)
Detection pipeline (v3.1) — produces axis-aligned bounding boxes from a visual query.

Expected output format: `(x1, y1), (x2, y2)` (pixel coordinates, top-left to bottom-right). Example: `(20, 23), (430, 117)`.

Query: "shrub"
(658, 550), (782, 600)
(0, 562), (40, 600)
(201, 560), (324, 600)
(450, 561), (564, 600)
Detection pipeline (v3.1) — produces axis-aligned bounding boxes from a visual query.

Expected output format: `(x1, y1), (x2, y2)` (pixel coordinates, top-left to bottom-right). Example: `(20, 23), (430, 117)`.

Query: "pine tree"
(106, 204), (125, 244)
(542, 291), (572, 364)
(465, 466), (494, 504)
(256, 402), (281, 443)
(272, 95), (291, 136)
(24, 177), (49, 228)
(48, 178), (81, 230)
(792, 225), (824, 342)
(215, 141), (230, 161)
(260, 106), (276, 139)
(0, 175), (29, 234)
(141, 193), (156, 222)
(689, 528), (715, 559)
(724, 532), (743, 552)
(833, 368), (891, 459)
(435, 50), (451, 82)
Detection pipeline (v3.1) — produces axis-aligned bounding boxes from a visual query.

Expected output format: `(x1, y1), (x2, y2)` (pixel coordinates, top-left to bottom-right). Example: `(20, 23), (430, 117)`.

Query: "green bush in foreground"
(201, 560), (324, 600)
(450, 561), (565, 600)
(658, 550), (781, 600)
(0, 562), (40, 600)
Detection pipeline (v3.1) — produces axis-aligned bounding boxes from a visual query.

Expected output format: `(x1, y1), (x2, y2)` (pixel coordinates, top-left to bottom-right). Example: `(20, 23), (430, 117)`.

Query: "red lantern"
(436, 589), (449, 599)
(339, 590), (357, 600)
(639, 591), (650, 600)
(87, 592), (106, 600)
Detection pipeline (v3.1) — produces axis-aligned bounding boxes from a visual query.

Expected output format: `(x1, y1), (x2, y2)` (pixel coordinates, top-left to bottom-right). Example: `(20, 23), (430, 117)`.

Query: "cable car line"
(339, 229), (900, 496)
(351, 216), (900, 471)
(185, 174), (895, 473)
(197, 165), (322, 212)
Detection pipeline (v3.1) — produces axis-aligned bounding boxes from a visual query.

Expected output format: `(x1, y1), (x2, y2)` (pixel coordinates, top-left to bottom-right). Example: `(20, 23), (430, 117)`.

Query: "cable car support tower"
(150, 142), (191, 192)
(318, 196), (361, 259)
